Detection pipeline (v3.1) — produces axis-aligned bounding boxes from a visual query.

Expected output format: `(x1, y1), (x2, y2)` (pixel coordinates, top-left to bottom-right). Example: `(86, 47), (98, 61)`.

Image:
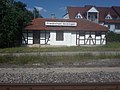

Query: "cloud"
(27, 6), (47, 13)
(35, 6), (47, 12)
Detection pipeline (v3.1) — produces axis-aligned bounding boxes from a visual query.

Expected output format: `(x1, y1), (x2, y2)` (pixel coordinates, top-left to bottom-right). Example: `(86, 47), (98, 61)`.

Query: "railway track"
(0, 83), (120, 90)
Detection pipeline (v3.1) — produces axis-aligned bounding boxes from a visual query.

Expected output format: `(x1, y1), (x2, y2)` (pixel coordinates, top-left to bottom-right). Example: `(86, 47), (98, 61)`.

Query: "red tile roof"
(105, 19), (120, 24)
(67, 6), (120, 22)
(25, 18), (108, 31)
(112, 6), (120, 17)
(67, 6), (91, 19)
(97, 7), (118, 22)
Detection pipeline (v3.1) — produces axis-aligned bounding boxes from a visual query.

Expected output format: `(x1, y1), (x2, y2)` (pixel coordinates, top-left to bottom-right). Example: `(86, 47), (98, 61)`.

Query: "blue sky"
(16, 0), (120, 18)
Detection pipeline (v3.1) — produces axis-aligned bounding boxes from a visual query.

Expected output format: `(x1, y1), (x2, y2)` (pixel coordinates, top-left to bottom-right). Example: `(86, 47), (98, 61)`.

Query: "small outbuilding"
(23, 18), (108, 46)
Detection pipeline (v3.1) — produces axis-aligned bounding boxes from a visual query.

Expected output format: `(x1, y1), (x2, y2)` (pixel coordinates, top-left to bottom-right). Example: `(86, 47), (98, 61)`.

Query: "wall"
(22, 31), (106, 46)
(22, 32), (33, 44)
(77, 32), (106, 45)
(39, 31), (50, 44)
(114, 29), (120, 34)
(104, 24), (115, 32)
(22, 31), (50, 45)
(104, 24), (120, 34)
(50, 31), (76, 46)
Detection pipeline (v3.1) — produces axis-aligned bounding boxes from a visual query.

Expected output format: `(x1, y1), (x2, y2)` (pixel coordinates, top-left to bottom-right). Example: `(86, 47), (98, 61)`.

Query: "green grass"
(0, 42), (120, 53)
(0, 54), (120, 64)
(0, 42), (119, 65)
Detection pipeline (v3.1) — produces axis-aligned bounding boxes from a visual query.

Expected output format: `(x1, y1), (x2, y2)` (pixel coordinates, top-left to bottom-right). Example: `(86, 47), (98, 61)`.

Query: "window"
(56, 31), (64, 41)
(115, 24), (120, 29)
(105, 14), (112, 19)
(88, 13), (97, 22)
(75, 13), (83, 19)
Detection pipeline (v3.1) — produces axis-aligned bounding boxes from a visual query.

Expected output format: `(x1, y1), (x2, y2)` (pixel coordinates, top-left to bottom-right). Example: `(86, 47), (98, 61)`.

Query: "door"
(33, 31), (40, 44)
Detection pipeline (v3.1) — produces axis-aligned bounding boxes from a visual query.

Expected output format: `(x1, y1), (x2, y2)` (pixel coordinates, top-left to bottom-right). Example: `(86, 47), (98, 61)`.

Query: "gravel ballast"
(0, 68), (120, 84)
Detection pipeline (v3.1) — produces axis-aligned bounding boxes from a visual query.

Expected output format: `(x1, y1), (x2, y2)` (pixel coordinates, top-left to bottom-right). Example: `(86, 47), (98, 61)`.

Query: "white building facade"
(22, 31), (106, 46)
(22, 18), (108, 46)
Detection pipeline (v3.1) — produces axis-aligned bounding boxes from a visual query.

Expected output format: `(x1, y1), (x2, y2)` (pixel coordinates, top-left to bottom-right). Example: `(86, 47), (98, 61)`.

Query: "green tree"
(0, 0), (33, 48)
(33, 7), (43, 19)
(13, 1), (33, 46)
(0, 0), (18, 47)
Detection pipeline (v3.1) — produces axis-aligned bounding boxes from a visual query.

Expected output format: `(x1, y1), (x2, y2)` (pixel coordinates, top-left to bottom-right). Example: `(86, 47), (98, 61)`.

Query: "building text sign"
(45, 21), (77, 26)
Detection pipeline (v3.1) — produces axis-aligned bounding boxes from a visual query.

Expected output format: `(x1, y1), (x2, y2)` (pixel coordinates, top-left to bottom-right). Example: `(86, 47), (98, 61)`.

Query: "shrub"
(106, 31), (120, 42)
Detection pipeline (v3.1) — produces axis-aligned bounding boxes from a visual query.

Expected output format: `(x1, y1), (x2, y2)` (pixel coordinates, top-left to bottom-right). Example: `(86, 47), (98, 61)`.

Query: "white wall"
(40, 33), (45, 44)
(28, 33), (33, 44)
(77, 32), (106, 45)
(39, 33), (50, 44)
(22, 31), (106, 46)
(109, 24), (115, 32)
(71, 32), (76, 46)
(22, 32), (33, 44)
(114, 29), (120, 34)
(105, 24), (115, 32)
(50, 31), (76, 46)
(104, 24), (120, 34)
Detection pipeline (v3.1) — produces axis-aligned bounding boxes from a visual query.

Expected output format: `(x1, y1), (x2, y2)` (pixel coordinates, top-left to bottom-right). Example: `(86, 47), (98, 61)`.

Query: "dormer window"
(105, 13), (112, 19)
(75, 13), (83, 19)
(87, 7), (99, 23)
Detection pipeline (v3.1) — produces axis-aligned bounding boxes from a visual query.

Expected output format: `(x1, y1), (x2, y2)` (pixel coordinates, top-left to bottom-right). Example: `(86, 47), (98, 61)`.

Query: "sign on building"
(45, 21), (77, 26)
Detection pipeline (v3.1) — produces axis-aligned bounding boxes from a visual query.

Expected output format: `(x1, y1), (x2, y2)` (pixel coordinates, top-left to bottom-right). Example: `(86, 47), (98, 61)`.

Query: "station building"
(22, 18), (108, 46)
(63, 5), (120, 34)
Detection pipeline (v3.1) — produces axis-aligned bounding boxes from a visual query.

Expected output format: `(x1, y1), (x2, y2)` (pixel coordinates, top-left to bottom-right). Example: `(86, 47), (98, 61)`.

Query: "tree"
(0, 0), (33, 48)
(0, 0), (18, 47)
(13, 1), (33, 46)
(33, 7), (43, 19)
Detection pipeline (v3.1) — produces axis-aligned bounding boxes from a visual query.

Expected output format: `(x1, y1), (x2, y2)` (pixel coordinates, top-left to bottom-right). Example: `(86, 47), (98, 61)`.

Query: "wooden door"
(33, 31), (40, 44)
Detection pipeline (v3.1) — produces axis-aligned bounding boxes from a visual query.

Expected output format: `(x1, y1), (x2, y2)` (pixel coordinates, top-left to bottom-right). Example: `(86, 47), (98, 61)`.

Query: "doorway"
(33, 31), (40, 44)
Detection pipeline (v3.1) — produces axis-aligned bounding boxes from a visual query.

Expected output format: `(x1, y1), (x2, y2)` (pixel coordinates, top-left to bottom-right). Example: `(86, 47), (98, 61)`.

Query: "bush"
(106, 31), (120, 42)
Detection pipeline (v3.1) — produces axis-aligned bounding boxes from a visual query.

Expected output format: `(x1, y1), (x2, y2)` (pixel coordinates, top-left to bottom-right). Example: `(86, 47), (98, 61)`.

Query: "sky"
(16, 0), (120, 18)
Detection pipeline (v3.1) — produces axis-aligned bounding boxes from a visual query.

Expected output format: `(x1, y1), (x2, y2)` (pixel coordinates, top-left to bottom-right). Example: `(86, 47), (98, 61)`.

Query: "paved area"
(0, 67), (120, 83)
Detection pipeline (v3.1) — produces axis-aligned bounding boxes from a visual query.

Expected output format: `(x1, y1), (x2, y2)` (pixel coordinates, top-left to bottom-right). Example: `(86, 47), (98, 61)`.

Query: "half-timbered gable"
(23, 18), (108, 46)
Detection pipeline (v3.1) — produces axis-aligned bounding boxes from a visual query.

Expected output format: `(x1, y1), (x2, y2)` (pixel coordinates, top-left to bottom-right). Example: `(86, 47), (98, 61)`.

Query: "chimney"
(51, 13), (56, 18)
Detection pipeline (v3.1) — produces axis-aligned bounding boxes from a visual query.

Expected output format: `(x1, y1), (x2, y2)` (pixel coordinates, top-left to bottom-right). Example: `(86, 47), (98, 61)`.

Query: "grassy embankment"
(0, 42), (120, 64)
(0, 53), (120, 64)
(0, 42), (120, 53)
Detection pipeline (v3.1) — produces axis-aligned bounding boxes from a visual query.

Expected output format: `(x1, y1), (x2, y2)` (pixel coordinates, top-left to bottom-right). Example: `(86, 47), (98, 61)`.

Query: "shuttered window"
(56, 31), (64, 41)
